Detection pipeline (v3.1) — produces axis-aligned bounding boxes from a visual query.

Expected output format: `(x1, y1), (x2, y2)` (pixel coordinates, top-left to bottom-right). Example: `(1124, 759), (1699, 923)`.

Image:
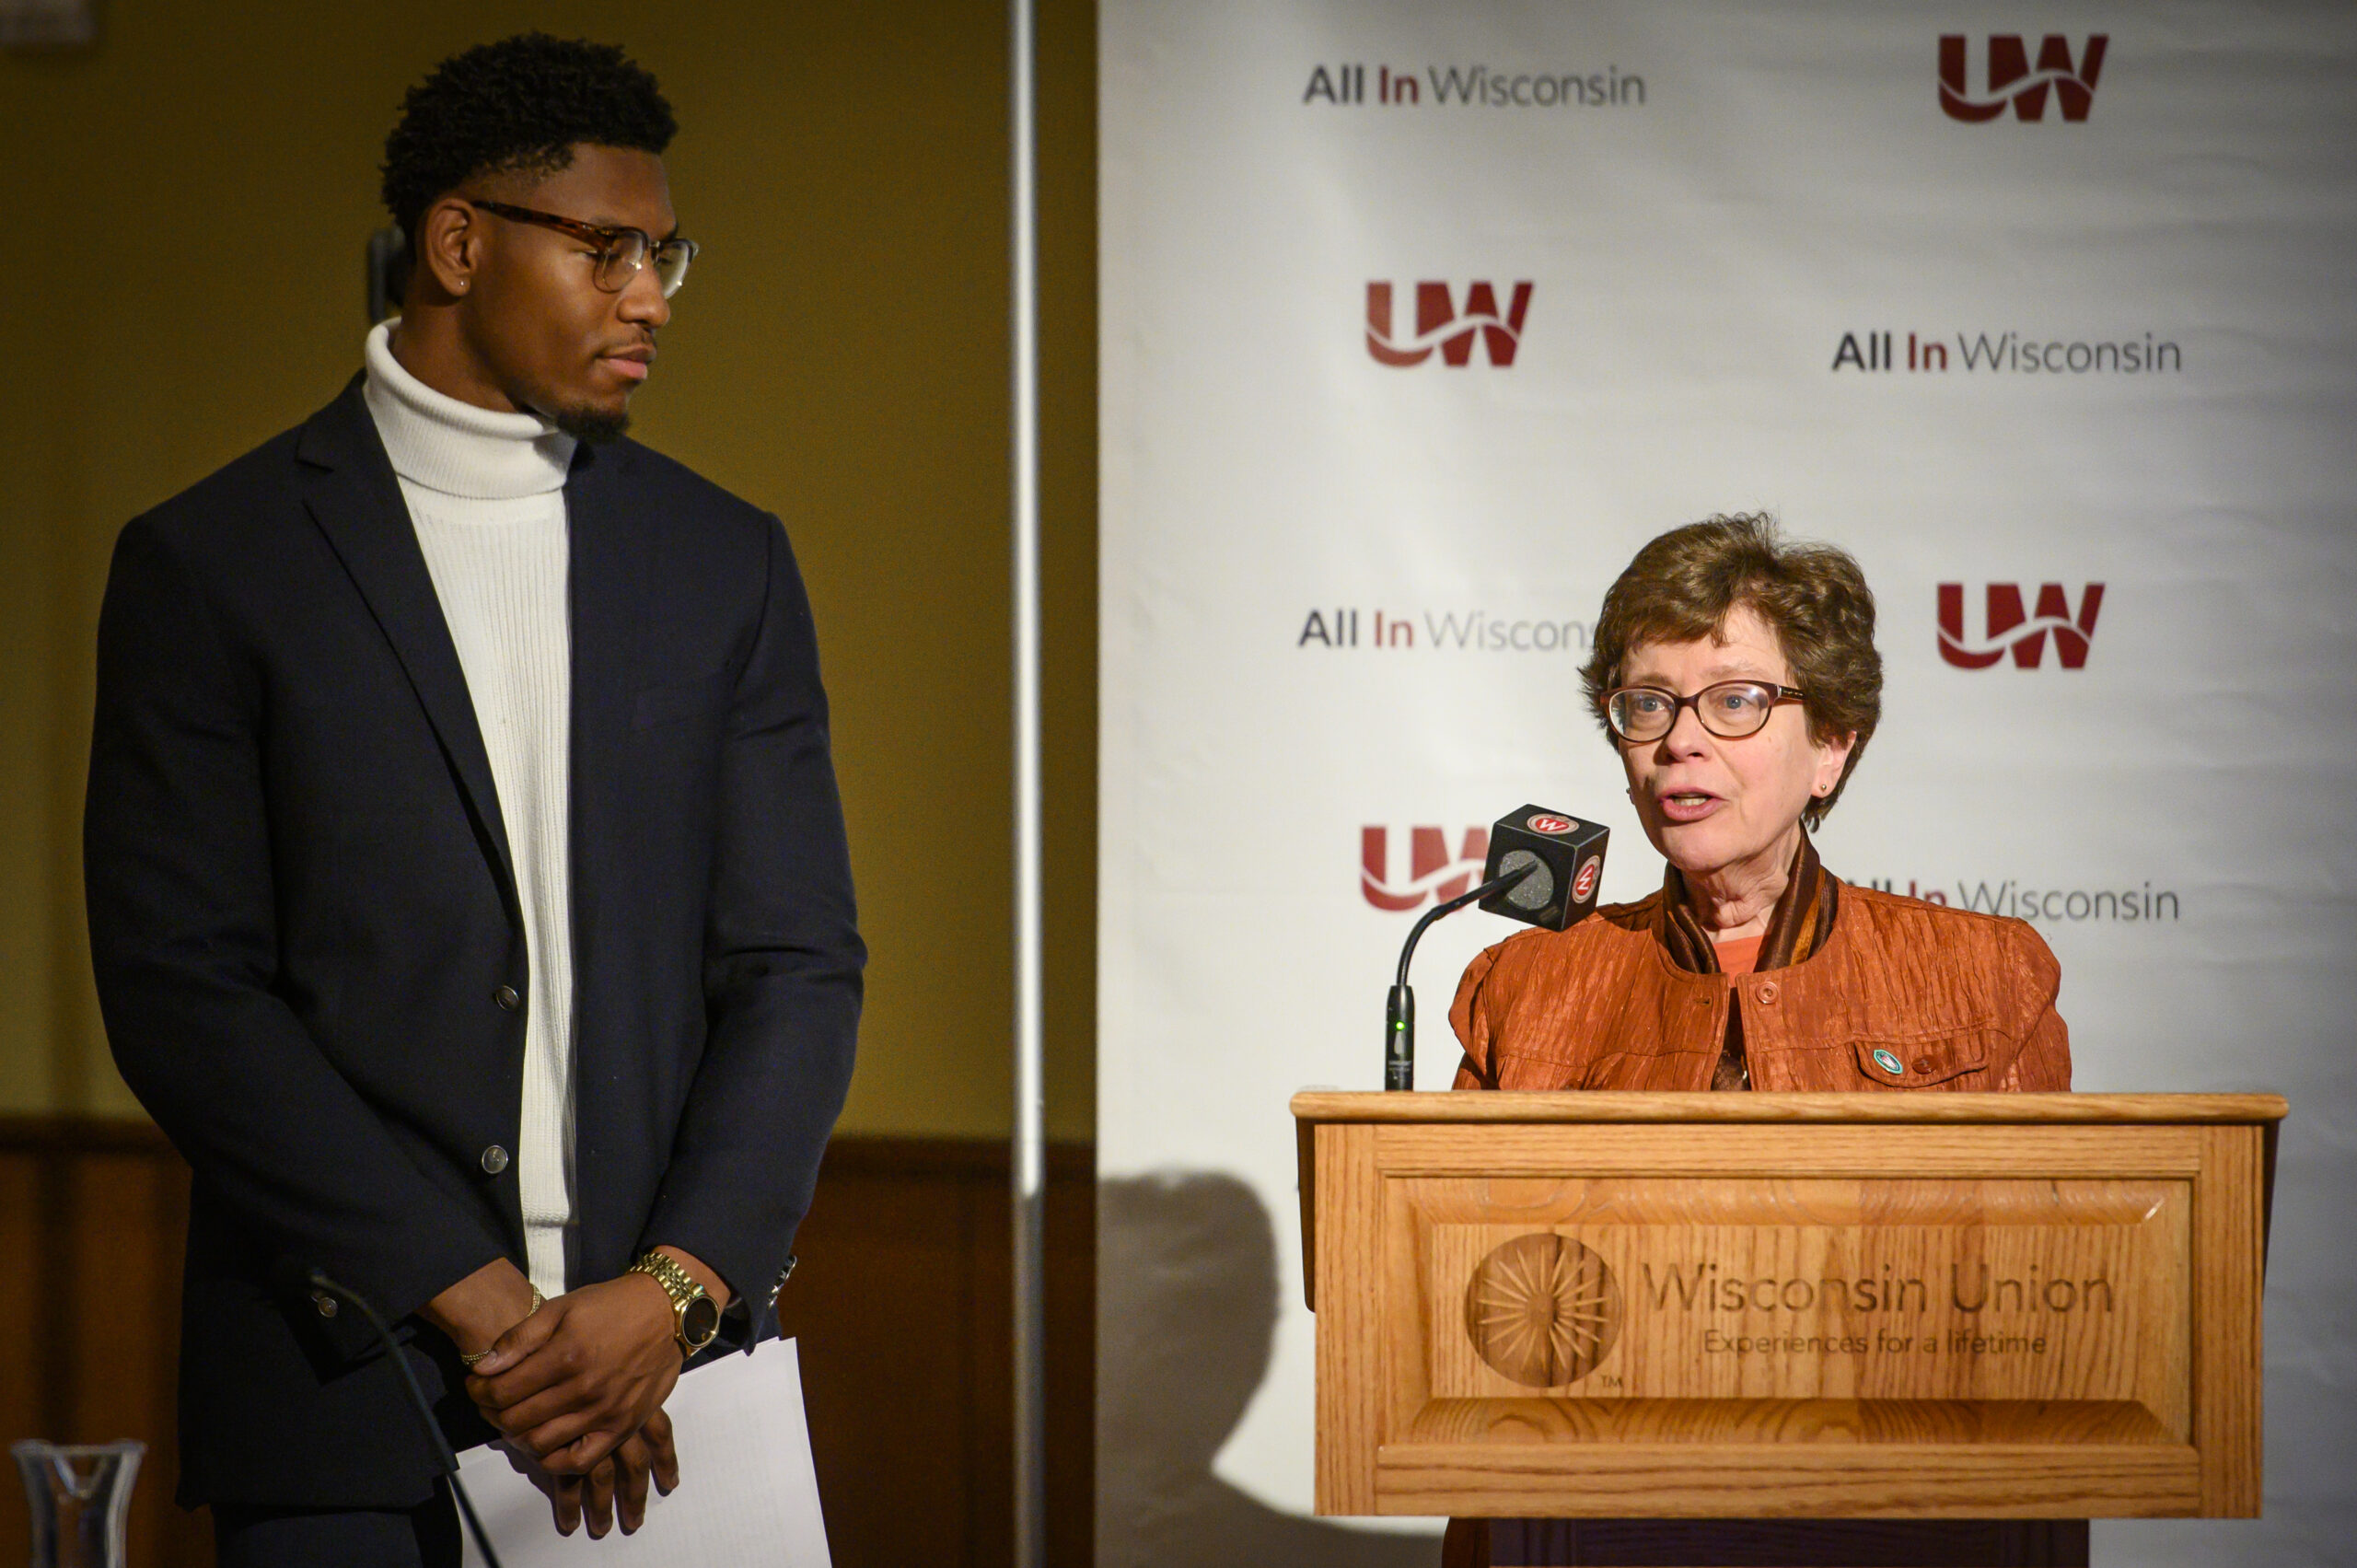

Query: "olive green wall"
(0, 2), (1096, 1140)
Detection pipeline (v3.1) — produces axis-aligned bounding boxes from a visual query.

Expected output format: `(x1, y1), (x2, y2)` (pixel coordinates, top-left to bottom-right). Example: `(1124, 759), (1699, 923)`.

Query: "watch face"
(682, 1294), (722, 1348)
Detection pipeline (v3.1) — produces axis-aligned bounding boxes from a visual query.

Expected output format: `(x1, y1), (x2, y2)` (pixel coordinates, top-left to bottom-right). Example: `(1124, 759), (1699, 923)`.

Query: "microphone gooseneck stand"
(1385, 863), (1538, 1090)
(305, 1272), (505, 1568)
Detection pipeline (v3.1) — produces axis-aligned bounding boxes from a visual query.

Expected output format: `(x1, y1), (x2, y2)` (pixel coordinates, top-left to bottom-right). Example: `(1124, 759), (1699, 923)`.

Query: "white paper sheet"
(457, 1339), (830, 1567)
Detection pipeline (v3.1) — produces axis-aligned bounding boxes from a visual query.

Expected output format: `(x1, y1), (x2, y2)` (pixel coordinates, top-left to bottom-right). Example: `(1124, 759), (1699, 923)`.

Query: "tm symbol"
(1590, 1374), (1622, 1389)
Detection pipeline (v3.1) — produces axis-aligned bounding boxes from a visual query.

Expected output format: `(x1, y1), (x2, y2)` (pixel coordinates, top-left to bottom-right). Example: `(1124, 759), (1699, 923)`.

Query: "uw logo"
(1939, 34), (2107, 122)
(1466, 1233), (1623, 1388)
(1937, 583), (2105, 669)
(1366, 281), (1533, 367)
(1362, 825), (1489, 911)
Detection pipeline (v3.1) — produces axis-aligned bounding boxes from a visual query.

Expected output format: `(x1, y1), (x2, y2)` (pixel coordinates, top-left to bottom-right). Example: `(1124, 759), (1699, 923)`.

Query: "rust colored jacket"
(1449, 883), (2071, 1094)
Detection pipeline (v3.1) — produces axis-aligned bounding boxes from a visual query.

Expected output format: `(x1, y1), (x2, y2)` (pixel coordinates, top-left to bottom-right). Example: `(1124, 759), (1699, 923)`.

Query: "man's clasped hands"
(423, 1249), (727, 1539)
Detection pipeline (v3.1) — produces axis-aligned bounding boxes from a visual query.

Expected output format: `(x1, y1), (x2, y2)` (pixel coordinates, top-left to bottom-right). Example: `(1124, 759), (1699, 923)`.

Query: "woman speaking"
(1440, 514), (2071, 1567)
(1449, 512), (2071, 1098)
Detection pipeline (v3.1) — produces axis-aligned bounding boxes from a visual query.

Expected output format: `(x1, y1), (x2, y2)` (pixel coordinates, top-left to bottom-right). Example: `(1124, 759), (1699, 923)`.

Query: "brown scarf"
(1657, 834), (1840, 1089)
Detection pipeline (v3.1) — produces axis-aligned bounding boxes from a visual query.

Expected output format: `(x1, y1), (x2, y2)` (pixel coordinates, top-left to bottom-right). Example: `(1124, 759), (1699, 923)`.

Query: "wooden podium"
(1293, 1091), (2282, 1528)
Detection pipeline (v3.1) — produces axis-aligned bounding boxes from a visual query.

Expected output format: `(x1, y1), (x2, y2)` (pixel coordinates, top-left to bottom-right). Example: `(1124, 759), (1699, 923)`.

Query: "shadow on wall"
(1099, 1171), (1437, 1568)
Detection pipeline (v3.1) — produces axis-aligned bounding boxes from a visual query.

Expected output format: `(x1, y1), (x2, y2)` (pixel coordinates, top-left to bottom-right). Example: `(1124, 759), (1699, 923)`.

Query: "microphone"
(303, 1272), (506, 1568)
(1383, 806), (1610, 1090)
(1479, 806), (1611, 930)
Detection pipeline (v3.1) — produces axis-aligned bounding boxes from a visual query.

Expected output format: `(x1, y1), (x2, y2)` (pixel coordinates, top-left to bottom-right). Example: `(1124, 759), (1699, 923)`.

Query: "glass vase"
(11, 1441), (143, 1568)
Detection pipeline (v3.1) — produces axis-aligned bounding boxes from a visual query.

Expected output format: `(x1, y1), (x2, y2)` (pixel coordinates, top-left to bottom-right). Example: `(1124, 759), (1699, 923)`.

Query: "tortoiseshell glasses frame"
(1605, 680), (1809, 743)
(465, 199), (699, 297)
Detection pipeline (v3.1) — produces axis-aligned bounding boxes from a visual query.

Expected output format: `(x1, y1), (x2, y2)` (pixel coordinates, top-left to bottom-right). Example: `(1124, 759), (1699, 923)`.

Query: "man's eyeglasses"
(1605, 680), (1807, 743)
(466, 199), (699, 298)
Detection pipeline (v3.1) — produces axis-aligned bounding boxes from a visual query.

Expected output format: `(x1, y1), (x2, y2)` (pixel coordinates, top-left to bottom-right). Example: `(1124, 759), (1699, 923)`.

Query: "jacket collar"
(295, 378), (656, 937)
(1656, 831), (1840, 976)
(296, 377), (520, 921)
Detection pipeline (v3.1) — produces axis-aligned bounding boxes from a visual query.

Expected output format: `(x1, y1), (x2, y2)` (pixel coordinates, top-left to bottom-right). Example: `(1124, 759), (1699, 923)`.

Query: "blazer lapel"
(561, 437), (655, 1214)
(296, 380), (520, 923)
(560, 437), (646, 961)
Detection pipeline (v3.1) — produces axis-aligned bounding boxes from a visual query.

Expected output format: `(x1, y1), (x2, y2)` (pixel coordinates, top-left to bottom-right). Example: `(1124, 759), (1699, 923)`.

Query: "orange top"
(1712, 934), (1764, 975)
(1448, 883), (2072, 1093)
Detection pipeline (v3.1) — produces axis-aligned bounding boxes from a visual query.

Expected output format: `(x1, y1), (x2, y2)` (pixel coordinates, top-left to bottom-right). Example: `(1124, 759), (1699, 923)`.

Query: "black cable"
(1394, 866), (1527, 991)
(306, 1272), (505, 1568)
(1385, 864), (1536, 1090)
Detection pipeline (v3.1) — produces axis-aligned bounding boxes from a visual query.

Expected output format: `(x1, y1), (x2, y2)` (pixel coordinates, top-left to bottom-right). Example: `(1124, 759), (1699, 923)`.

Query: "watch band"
(629, 1250), (720, 1359)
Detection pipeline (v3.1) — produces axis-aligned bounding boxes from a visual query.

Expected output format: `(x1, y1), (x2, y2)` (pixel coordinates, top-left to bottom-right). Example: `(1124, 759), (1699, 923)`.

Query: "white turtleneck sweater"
(362, 319), (578, 1300)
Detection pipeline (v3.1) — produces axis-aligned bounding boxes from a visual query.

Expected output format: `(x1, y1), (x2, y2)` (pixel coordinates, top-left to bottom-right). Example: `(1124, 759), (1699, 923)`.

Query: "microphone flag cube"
(1479, 806), (1609, 932)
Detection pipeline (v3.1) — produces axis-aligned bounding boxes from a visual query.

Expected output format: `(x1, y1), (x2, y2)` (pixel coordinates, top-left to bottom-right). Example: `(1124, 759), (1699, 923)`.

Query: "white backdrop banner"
(1097, 5), (2357, 1564)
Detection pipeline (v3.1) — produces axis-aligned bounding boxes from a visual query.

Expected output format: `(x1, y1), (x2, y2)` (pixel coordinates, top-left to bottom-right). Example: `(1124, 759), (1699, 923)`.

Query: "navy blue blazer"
(84, 380), (864, 1508)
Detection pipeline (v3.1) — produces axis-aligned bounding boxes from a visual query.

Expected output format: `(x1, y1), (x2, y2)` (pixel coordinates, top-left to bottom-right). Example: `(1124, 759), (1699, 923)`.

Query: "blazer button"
(1756, 981), (1780, 1005)
(1913, 1057), (1936, 1074)
(312, 1291), (338, 1318)
(494, 985), (521, 1011)
(481, 1144), (511, 1175)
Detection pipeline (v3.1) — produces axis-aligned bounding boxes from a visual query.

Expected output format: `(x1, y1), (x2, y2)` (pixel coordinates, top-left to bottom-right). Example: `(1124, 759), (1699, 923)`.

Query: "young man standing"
(84, 35), (864, 1566)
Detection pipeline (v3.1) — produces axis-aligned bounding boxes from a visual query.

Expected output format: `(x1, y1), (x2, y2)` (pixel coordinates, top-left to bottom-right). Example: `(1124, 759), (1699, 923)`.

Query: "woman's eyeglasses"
(1605, 680), (1807, 743)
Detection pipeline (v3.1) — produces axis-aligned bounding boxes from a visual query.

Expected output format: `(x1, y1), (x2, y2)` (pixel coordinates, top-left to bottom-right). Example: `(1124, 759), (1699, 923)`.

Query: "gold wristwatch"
(630, 1250), (722, 1359)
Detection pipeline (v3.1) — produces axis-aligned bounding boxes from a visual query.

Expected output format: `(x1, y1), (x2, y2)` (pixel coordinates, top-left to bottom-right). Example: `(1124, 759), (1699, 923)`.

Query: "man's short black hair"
(380, 33), (676, 249)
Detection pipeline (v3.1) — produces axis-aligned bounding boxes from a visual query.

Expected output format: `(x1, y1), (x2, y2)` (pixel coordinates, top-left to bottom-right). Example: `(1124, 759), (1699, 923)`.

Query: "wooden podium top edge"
(1289, 1090), (2287, 1125)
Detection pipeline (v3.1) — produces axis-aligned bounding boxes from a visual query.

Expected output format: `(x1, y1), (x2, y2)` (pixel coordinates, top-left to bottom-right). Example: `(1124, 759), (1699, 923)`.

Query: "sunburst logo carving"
(1465, 1233), (1624, 1387)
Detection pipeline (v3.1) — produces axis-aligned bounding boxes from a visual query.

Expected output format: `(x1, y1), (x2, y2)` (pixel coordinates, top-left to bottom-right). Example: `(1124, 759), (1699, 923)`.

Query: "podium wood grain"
(1295, 1092), (2281, 1520)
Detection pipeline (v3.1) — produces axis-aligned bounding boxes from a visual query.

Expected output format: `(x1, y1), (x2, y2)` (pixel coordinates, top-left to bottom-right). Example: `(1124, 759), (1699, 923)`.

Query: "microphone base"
(1385, 984), (1414, 1091)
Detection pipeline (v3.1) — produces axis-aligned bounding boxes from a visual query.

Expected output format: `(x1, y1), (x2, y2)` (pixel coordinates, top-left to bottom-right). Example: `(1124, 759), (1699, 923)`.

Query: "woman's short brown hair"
(1580, 513), (1880, 829)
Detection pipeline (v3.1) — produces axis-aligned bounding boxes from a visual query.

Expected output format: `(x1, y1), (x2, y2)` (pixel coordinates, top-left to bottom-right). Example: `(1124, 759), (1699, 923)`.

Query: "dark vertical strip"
(958, 1166), (981, 1563)
(149, 1155), (193, 1567)
(33, 1142), (76, 1440)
